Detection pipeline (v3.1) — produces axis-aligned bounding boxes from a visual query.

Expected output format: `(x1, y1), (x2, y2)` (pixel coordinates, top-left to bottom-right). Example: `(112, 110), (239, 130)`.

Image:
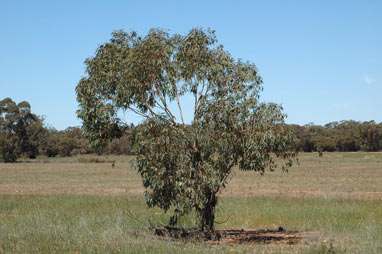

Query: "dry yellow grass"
(0, 160), (140, 195)
(1, 152), (381, 200)
(225, 152), (382, 199)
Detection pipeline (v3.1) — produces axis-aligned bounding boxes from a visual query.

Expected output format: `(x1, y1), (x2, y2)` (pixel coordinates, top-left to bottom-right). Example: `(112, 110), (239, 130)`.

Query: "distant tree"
(106, 124), (135, 155)
(359, 121), (382, 151)
(76, 28), (297, 235)
(107, 134), (134, 155)
(25, 121), (46, 158)
(335, 135), (359, 152)
(311, 136), (336, 152)
(44, 130), (60, 157)
(42, 126), (99, 157)
(0, 133), (18, 162)
(0, 98), (44, 161)
(300, 138), (315, 152)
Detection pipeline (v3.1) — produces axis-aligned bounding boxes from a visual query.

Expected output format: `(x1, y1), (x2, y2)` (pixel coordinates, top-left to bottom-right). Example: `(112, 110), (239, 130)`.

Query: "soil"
(216, 228), (305, 245)
(153, 225), (315, 245)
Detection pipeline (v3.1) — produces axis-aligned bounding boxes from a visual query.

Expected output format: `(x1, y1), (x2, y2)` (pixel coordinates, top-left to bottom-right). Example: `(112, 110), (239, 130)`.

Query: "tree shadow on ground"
(154, 226), (312, 245)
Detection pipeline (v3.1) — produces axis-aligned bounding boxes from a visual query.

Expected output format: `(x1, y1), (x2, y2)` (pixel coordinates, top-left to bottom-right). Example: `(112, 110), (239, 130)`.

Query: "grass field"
(1, 152), (382, 253)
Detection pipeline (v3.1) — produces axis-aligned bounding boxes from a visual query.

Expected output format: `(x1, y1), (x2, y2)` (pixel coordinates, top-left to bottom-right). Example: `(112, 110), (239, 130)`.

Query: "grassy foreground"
(1, 152), (382, 253)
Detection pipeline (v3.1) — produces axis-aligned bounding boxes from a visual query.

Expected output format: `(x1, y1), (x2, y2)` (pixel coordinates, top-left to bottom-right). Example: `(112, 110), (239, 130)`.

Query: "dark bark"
(192, 138), (218, 235)
(200, 190), (217, 233)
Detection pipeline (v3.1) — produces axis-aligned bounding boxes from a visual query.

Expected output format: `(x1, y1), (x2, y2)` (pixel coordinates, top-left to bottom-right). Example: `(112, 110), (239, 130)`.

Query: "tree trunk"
(200, 190), (217, 234)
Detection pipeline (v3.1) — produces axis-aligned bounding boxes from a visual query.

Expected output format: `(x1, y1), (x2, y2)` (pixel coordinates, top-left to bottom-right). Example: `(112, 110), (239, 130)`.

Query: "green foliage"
(43, 132), (60, 157)
(40, 126), (135, 158)
(42, 127), (87, 157)
(76, 28), (297, 232)
(292, 120), (382, 152)
(0, 133), (18, 162)
(0, 98), (45, 162)
(311, 136), (336, 152)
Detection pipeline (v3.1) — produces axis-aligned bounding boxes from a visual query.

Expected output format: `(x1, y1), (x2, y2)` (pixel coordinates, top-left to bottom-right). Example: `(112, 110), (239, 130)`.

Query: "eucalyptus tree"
(0, 98), (44, 161)
(76, 28), (297, 234)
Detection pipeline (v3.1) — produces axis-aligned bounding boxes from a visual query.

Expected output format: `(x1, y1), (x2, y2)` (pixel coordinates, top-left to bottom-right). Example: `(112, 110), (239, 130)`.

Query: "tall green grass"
(1, 195), (381, 253)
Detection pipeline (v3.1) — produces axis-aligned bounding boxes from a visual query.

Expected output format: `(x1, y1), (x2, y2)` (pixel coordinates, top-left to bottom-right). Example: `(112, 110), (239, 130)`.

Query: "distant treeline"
(0, 98), (134, 162)
(1, 98), (382, 162)
(289, 120), (382, 152)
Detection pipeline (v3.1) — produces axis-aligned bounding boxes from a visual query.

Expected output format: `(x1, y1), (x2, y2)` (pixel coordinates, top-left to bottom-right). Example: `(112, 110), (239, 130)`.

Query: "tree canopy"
(76, 28), (297, 234)
(0, 98), (45, 162)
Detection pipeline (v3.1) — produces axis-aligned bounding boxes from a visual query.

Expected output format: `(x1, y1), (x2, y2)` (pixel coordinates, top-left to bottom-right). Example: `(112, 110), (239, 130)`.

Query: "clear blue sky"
(1, 0), (381, 130)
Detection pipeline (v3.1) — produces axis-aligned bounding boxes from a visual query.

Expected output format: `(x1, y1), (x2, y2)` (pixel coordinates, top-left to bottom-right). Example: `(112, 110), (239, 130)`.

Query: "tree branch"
(144, 102), (161, 119)
(127, 106), (149, 119)
(193, 90), (198, 118)
(199, 80), (206, 101)
(173, 83), (185, 125)
(153, 84), (177, 123)
(194, 80), (207, 117)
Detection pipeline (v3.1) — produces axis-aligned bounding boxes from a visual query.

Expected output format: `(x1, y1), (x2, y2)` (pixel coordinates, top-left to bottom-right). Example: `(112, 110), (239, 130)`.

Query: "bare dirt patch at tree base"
(154, 225), (316, 245)
(215, 228), (314, 245)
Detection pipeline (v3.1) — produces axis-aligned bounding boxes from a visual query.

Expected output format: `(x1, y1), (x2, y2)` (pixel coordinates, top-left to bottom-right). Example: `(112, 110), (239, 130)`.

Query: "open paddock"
(0, 152), (381, 253)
